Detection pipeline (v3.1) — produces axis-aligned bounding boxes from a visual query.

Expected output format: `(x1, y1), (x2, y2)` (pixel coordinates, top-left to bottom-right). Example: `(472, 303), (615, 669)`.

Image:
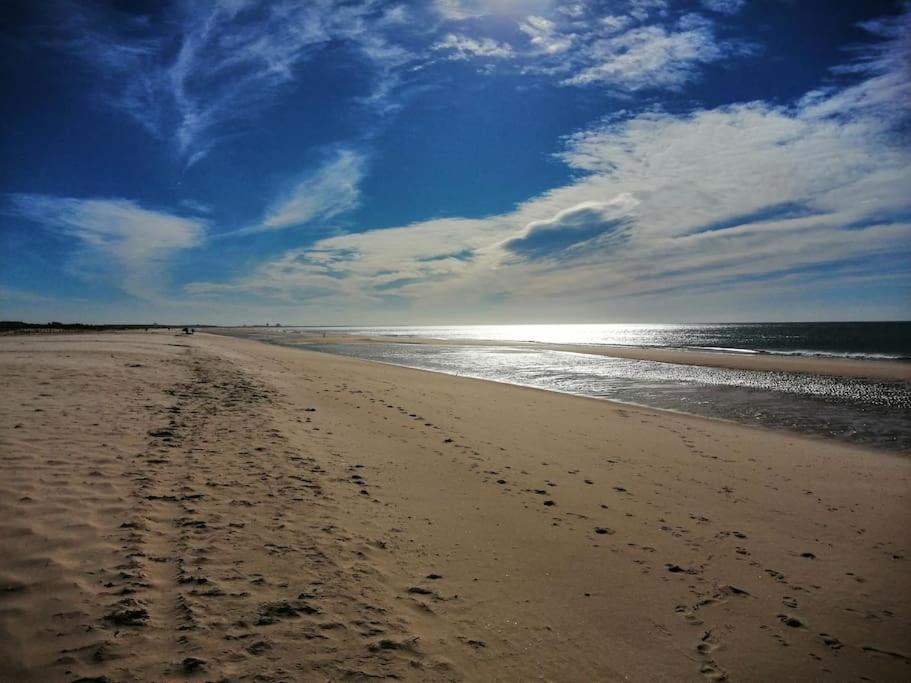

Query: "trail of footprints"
(72, 351), (448, 682)
(314, 380), (909, 681)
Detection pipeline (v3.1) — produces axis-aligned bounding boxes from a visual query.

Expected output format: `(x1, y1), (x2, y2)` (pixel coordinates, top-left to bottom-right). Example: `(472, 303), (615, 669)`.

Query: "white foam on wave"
(689, 346), (761, 355)
(763, 349), (907, 361)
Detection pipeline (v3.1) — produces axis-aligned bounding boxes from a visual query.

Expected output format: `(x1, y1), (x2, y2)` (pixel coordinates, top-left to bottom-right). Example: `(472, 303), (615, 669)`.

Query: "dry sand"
(0, 331), (908, 682)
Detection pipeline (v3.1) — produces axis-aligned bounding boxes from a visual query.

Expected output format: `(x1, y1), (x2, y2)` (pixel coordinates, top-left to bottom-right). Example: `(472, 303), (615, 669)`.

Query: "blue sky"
(1, 0), (909, 324)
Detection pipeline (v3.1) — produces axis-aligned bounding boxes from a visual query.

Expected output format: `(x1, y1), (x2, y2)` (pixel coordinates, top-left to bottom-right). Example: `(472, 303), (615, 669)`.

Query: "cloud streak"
(563, 14), (752, 89)
(432, 34), (515, 61)
(700, 0), (746, 15)
(53, 1), (413, 164)
(260, 149), (367, 232)
(509, 3), (754, 91)
(9, 195), (206, 300)
(213, 148), (368, 239)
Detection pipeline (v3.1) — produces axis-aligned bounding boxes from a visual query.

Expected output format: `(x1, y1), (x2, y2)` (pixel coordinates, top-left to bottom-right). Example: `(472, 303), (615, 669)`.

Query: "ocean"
(313, 322), (911, 360)
(221, 322), (911, 453)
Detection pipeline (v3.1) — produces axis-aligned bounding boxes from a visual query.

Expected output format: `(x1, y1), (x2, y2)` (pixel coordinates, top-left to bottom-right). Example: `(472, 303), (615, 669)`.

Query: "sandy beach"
(1, 331), (909, 682)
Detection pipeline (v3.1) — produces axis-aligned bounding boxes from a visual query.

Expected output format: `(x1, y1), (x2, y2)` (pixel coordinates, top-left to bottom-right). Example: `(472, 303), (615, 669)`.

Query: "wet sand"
(1, 332), (909, 681)
(236, 330), (911, 381)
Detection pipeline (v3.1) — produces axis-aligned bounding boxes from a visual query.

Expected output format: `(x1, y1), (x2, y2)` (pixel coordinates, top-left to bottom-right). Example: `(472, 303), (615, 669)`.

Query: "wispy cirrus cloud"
(701, 0), (746, 15)
(9, 195), (206, 300)
(563, 14), (753, 89)
(259, 148), (367, 232)
(428, 2), (754, 92)
(432, 33), (515, 60)
(511, 8), (755, 91)
(52, 1), (413, 164)
(520, 16), (575, 55)
(216, 147), (368, 239)
(47, 0), (756, 165)
(432, 0), (553, 21)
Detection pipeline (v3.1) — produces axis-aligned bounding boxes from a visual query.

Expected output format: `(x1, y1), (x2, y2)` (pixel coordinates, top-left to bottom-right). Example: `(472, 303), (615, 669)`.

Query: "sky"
(1, 0), (909, 325)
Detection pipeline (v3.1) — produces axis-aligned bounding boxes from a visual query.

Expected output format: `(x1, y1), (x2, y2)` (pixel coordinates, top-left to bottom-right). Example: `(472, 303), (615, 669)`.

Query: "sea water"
(313, 322), (911, 360)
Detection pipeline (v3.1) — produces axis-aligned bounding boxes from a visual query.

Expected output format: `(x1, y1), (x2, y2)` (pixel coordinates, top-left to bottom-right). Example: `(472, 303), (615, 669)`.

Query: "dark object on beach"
(247, 640), (272, 655)
(594, 527), (614, 535)
(820, 633), (843, 650)
(370, 637), (418, 652)
(543, 500), (556, 506)
(182, 657), (206, 672)
(778, 614), (805, 628)
(181, 327), (194, 335)
(801, 552), (816, 559)
(104, 600), (149, 626)
(256, 599), (319, 625)
(720, 584), (750, 596)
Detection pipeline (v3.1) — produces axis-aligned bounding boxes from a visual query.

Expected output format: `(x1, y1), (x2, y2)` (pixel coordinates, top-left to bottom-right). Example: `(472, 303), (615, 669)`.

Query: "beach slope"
(1, 332), (908, 681)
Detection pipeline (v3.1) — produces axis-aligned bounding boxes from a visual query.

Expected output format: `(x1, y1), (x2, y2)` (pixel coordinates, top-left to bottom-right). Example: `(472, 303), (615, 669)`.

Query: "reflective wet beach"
(298, 342), (911, 453)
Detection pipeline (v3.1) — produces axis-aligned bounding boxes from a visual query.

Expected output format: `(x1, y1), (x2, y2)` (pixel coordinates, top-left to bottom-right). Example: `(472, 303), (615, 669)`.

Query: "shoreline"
(216, 330), (908, 459)
(262, 340), (911, 457)
(2, 332), (909, 681)
(214, 329), (911, 455)
(214, 328), (911, 381)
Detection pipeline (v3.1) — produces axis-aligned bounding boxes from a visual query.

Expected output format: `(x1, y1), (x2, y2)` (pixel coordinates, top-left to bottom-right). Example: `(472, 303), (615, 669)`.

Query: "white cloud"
(434, 0), (553, 20)
(520, 16), (575, 54)
(214, 147), (367, 239)
(190, 215), (504, 303)
(55, 2), (413, 164)
(9, 195), (206, 300)
(511, 6), (752, 91)
(500, 196), (638, 259)
(563, 16), (746, 89)
(49, 0), (755, 162)
(432, 34), (515, 60)
(701, 0), (746, 15)
(600, 15), (633, 33)
(559, 3), (587, 19)
(179, 199), (212, 215)
(434, 0), (492, 20)
(627, 0), (669, 22)
(258, 149), (367, 232)
(187, 9), (911, 320)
